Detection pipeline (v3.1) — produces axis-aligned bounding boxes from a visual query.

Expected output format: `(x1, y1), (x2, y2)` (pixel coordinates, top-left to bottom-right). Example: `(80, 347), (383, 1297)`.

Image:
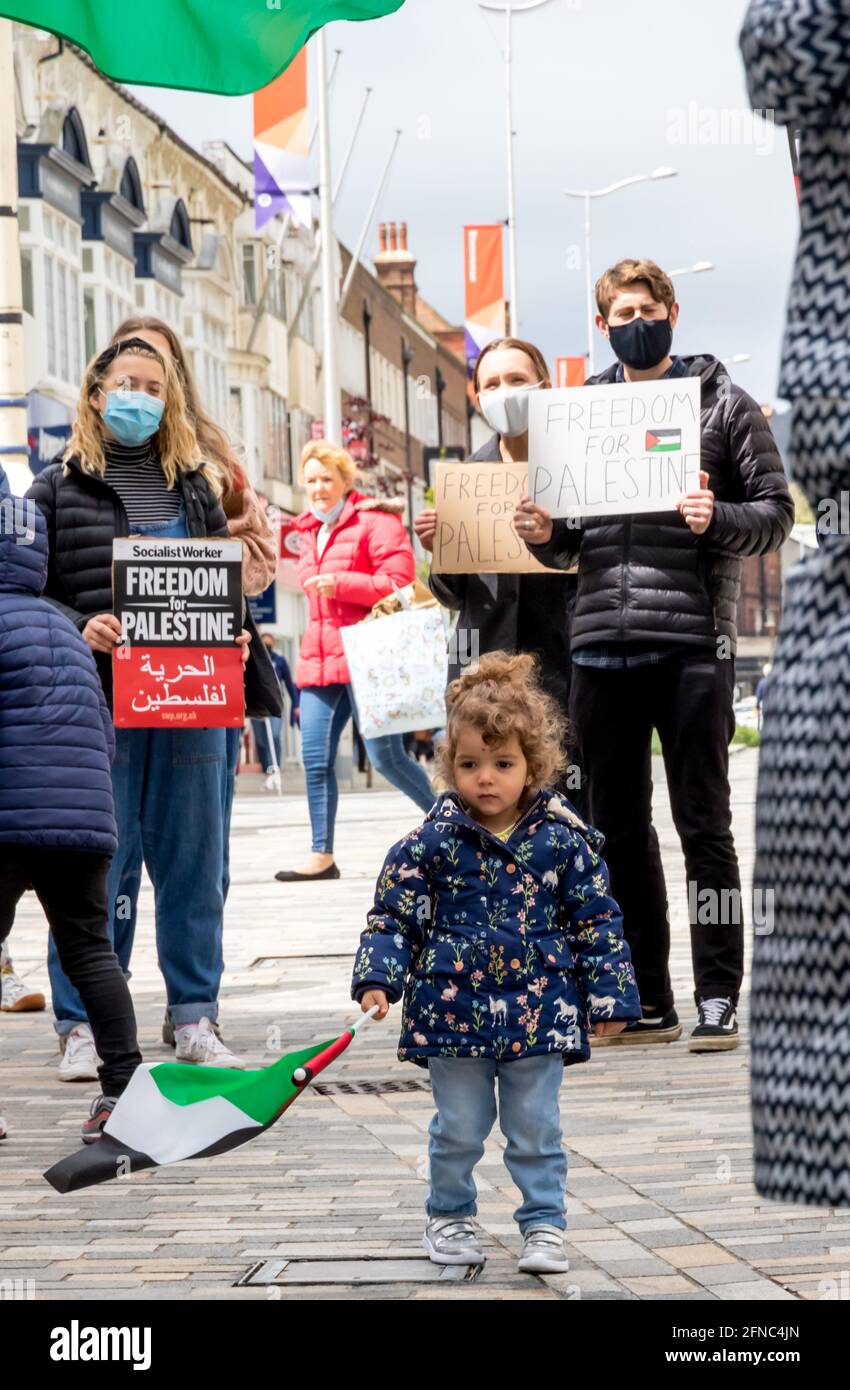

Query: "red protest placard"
(112, 537), (244, 728)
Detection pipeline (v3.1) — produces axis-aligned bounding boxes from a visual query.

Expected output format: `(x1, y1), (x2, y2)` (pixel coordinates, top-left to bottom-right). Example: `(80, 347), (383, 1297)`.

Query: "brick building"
(338, 221), (476, 503)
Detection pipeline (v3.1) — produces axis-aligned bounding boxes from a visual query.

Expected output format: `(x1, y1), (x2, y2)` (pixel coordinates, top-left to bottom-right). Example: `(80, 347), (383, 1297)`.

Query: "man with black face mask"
(517, 258), (794, 1055)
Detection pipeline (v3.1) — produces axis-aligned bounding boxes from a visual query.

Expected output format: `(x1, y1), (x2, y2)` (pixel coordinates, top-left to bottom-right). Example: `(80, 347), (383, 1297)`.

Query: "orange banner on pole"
(253, 47), (311, 230)
(555, 356), (586, 388)
(464, 225), (506, 373)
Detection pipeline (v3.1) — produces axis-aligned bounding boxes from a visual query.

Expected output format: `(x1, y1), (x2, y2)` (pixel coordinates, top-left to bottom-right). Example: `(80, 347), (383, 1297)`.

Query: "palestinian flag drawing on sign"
(645, 429), (682, 453)
(44, 1015), (374, 1193)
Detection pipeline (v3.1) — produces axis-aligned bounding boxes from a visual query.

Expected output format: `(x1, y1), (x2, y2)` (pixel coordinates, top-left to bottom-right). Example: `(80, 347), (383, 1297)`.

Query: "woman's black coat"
(28, 456), (281, 716)
(428, 434), (577, 716)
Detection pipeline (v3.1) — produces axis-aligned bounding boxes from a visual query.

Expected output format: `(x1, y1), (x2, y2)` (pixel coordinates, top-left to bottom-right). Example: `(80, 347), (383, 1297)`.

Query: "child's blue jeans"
(426, 1055), (567, 1233)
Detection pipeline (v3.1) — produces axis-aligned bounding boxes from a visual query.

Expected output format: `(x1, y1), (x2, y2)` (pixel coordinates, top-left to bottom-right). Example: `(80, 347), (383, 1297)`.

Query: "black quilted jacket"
(529, 355), (795, 654)
(27, 456), (230, 706)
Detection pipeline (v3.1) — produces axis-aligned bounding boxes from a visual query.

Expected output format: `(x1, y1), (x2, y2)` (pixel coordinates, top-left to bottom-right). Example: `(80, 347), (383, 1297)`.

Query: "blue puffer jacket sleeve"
(351, 831), (431, 1004)
(558, 834), (642, 1022)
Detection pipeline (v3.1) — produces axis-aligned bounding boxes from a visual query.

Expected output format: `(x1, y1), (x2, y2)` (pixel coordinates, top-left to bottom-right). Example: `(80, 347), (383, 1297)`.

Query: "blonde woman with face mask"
(276, 441), (436, 882)
(27, 338), (251, 1086)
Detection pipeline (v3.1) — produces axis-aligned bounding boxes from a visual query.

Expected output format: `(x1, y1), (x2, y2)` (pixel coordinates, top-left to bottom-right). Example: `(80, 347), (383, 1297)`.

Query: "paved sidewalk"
(2, 750), (848, 1302)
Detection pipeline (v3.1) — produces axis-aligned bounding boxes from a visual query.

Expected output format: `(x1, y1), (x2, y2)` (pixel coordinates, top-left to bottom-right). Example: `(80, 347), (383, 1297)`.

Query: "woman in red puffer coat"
(275, 442), (436, 883)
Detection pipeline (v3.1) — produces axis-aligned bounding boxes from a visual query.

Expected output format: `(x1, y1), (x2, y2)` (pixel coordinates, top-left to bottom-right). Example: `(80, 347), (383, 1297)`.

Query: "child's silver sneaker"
(518, 1224), (569, 1273)
(422, 1217), (485, 1266)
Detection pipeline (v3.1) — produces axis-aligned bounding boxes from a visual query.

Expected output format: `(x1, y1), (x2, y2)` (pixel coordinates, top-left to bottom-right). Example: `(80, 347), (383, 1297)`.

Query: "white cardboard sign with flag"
(529, 378), (701, 519)
(341, 605), (449, 741)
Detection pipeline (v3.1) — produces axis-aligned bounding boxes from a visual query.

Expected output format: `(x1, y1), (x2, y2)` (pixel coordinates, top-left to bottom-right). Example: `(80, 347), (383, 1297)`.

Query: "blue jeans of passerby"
(252, 716), (282, 772)
(110, 722), (240, 926)
(299, 683), (435, 854)
(426, 1056), (567, 1232)
(49, 726), (227, 1034)
(48, 500), (229, 1035)
(221, 725), (242, 904)
(85, 722), (240, 1036)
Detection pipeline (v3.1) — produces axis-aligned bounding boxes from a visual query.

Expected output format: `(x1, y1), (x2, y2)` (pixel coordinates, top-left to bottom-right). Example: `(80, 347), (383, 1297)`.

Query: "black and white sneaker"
(689, 998), (739, 1052)
(592, 1006), (682, 1046)
(81, 1094), (118, 1144)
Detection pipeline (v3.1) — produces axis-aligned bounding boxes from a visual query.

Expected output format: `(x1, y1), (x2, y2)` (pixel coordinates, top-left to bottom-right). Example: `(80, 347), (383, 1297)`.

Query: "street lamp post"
(669, 261), (715, 277)
(564, 167), (677, 374)
(479, 0), (557, 333)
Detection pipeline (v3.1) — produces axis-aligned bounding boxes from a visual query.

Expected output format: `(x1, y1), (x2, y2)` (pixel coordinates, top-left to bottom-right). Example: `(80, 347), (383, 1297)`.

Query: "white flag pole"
(338, 128), (402, 314)
(292, 1007), (380, 1084)
(317, 28), (342, 444)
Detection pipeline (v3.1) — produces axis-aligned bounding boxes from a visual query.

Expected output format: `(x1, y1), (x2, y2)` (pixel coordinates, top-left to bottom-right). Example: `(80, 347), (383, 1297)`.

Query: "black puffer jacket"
(428, 434), (577, 715)
(529, 356), (794, 653)
(27, 455), (281, 716)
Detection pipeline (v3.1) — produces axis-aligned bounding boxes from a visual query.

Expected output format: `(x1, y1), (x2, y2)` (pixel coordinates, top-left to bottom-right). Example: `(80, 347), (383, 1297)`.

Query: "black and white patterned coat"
(741, 0), (850, 1207)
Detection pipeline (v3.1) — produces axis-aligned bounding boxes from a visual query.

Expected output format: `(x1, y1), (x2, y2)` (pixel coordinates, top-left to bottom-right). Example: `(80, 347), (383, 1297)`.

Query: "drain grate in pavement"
(311, 1077), (431, 1096)
(237, 1257), (479, 1286)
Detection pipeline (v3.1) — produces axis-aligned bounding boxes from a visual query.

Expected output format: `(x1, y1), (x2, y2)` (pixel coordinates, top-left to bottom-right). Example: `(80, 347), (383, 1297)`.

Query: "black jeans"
(570, 651), (743, 1011)
(0, 847), (142, 1094)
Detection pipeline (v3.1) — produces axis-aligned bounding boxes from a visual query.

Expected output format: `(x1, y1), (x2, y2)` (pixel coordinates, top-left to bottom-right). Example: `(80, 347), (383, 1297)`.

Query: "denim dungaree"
(49, 506), (229, 1033)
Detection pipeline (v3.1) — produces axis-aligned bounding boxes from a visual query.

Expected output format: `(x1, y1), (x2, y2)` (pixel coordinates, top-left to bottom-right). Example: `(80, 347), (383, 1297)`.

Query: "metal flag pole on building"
(245, 213), (293, 355)
(317, 27), (342, 445)
(338, 128), (403, 313)
(334, 86), (373, 203)
(0, 20), (30, 498)
(288, 84), (374, 342)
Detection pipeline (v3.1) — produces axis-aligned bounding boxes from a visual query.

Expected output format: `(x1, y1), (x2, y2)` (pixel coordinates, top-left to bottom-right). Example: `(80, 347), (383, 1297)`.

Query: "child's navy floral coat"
(352, 789), (641, 1067)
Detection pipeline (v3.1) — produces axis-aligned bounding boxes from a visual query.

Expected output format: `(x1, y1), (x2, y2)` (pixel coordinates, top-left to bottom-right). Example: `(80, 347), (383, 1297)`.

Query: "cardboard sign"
(529, 378), (701, 519)
(432, 460), (562, 575)
(112, 537), (244, 728)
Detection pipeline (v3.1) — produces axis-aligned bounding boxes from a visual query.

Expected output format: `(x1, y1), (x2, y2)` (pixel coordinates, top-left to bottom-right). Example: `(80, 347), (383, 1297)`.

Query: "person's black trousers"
(569, 650), (743, 1012)
(0, 847), (142, 1094)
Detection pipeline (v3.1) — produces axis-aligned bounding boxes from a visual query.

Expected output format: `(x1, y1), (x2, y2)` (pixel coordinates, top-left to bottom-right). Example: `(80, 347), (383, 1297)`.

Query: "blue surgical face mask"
(101, 389), (164, 446)
(310, 496), (346, 525)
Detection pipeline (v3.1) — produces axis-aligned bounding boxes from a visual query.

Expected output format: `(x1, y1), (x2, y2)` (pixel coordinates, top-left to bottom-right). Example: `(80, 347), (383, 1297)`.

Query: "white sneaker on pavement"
(517, 1225), (570, 1274)
(58, 1024), (101, 1082)
(174, 1016), (246, 1069)
(0, 955), (46, 1012)
(422, 1217), (485, 1266)
(0, 1108), (7, 1140)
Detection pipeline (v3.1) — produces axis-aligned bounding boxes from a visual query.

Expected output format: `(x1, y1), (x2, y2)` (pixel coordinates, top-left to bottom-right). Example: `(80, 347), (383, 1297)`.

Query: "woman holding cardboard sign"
(415, 338), (582, 802)
(275, 441), (436, 883)
(28, 338), (251, 1079)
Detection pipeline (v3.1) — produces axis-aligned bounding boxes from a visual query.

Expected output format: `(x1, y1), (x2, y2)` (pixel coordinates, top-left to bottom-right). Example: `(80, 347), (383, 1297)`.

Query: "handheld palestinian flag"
(645, 428), (682, 453)
(44, 1012), (376, 1194)
(0, 1), (406, 96)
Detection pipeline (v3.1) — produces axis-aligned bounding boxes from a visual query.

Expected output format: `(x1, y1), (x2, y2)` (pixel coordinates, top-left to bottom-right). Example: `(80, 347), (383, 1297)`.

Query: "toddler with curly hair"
(351, 651), (640, 1273)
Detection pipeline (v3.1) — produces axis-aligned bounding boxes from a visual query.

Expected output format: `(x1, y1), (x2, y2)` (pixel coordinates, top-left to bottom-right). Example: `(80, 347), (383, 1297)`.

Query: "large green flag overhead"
(1, 1), (406, 95)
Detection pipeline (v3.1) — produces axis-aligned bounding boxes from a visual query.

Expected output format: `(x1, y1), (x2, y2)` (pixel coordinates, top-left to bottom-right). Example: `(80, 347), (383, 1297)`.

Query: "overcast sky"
(129, 0), (796, 404)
